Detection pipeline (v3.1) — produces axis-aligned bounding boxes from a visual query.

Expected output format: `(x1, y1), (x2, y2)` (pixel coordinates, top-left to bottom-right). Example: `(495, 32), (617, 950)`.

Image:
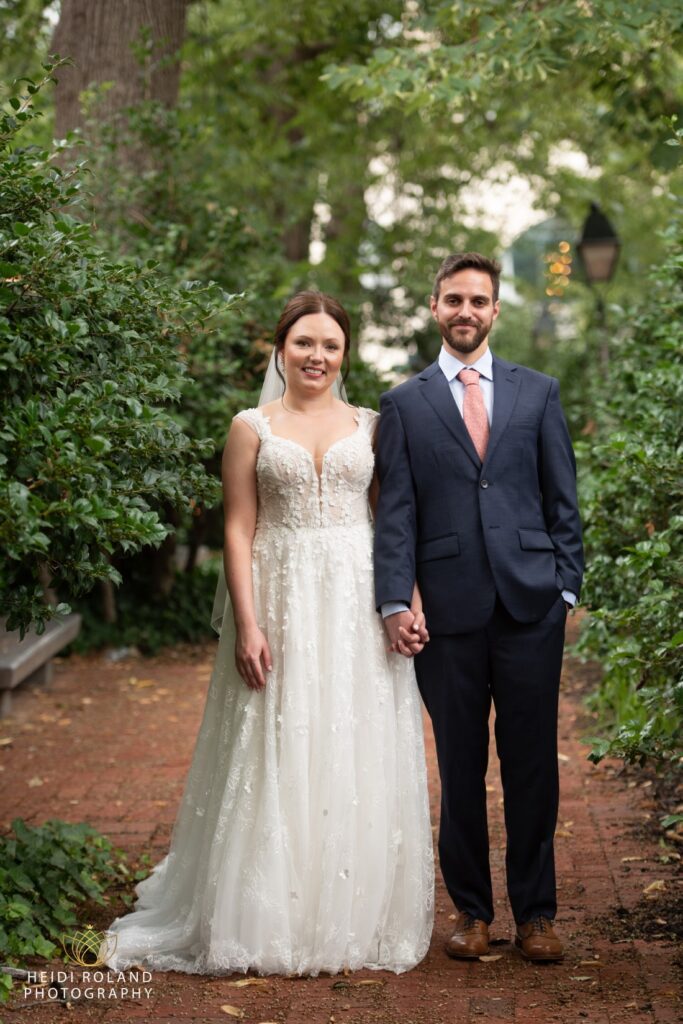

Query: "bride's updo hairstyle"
(273, 291), (352, 388)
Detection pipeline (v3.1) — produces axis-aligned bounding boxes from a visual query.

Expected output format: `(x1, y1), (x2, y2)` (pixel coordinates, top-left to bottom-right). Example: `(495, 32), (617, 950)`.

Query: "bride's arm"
(368, 470), (380, 518)
(222, 418), (272, 690)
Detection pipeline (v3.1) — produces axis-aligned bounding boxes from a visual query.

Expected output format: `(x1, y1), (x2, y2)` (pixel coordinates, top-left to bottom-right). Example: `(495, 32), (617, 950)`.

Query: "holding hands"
(384, 591), (430, 658)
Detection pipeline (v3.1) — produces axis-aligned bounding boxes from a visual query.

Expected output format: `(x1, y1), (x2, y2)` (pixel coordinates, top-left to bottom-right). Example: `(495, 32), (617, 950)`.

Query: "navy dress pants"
(415, 593), (567, 925)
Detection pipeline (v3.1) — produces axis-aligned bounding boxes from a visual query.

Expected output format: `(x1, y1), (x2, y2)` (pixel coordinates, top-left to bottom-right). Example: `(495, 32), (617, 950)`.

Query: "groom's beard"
(442, 318), (492, 354)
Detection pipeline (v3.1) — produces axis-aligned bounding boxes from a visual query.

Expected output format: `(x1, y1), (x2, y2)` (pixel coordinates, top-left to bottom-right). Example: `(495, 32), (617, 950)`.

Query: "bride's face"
(282, 313), (346, 394)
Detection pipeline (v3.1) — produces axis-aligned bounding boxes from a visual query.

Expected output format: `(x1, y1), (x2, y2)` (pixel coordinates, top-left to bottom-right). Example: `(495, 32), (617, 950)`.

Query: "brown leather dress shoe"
(445, 911), (489, 959)
(515, 918), (564, 961)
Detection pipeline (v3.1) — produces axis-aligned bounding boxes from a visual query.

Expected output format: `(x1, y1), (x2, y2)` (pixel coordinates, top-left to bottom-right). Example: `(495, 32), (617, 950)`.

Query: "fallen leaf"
(227, 978), (269, 988)
(655, 918), (668, 925)
(621, 856), (644, 862)
(555, 829), (573, 838)
(332, 978), (384, 989)
(570, 975), (592, 981)
(579, 960), (603, 967)
(643, 879), (666, 896)
(448, 913), (456, 920)
(220, 1007), (244, 1018)
(27, 776), (44, 787)
(479, 954), (502, 962)
(0, 737), (12, 747)
(557, 753), (570, 762)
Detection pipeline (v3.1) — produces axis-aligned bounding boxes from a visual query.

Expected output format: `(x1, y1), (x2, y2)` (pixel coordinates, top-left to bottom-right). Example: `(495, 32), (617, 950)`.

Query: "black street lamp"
(577, 202), (621, 369)
(577, 202), (621, 285)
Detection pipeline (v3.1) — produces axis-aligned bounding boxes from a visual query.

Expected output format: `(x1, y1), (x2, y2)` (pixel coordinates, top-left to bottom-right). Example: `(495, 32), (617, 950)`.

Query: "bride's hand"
(235, 625), (272, 691)
(397, 608), (429, 655)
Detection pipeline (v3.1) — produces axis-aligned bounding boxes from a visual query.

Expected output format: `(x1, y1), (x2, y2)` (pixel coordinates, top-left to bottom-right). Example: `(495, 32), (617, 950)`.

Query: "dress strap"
(234, 407), (268, 440)
(356, 406), (380, 437)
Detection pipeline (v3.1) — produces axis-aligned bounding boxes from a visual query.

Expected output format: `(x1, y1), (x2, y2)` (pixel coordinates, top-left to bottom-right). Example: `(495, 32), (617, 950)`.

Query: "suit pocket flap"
(416, 534), (460, 562)
(518, 528), (555, 551)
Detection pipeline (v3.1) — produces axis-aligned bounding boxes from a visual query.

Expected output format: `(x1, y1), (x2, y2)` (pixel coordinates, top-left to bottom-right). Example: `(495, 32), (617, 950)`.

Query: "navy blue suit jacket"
(373, 354), (584, 634)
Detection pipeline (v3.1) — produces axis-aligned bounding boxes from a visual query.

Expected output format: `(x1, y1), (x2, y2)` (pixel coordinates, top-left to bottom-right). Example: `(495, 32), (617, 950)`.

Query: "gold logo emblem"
(61, 925), (117, 967)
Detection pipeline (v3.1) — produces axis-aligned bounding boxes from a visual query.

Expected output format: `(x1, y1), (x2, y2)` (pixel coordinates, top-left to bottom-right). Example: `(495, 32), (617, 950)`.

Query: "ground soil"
(0, 618), (680, 1023)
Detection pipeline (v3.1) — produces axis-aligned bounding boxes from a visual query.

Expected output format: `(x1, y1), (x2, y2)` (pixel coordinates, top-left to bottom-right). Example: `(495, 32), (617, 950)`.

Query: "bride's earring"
(278, 354), (286, 377)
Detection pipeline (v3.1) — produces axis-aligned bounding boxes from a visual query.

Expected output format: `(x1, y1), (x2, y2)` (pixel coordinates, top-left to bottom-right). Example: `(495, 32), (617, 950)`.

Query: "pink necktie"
(457, 368), (490, 462)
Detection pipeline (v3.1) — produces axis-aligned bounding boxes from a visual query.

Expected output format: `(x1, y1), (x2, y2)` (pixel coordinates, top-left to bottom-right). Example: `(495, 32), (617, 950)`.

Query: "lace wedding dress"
(107, 406), (434, 975)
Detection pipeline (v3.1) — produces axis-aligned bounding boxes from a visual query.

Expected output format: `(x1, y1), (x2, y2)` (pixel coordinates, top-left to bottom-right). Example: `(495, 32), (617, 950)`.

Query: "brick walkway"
(1, 620), (680, 1023)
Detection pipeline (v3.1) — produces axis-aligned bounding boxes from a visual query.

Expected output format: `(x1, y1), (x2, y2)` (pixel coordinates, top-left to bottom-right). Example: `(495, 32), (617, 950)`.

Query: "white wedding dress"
(107, 406), (434, 975)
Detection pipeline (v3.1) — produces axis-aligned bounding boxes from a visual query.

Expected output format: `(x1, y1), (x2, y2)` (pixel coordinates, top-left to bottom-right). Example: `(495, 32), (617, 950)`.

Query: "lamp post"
(577, 202), (621, 369)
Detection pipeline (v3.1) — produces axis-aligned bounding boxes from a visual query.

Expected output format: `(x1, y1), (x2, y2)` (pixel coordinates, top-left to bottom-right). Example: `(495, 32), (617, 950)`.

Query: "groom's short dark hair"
(432, 252), (501, 303)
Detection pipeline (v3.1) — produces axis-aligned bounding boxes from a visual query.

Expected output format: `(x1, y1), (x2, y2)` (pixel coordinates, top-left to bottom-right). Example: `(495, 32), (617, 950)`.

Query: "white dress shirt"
(438, 344), (494, 425)
(380, 345), (576, 617)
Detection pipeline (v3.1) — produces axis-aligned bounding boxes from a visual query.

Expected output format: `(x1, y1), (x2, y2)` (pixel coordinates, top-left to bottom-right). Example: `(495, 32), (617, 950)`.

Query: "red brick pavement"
(0, 622), (680, 1023)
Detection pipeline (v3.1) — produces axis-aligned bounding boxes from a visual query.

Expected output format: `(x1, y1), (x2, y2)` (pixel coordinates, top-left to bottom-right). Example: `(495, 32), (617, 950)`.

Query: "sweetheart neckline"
(256, 409), (363, 479)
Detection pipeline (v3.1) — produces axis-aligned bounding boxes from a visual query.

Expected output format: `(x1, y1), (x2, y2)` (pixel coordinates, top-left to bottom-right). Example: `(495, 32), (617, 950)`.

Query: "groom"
(374, 252), (583, 961)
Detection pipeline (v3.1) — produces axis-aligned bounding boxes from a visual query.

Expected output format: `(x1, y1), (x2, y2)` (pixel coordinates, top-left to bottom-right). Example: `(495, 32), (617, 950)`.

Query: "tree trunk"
(99, 580), (118, 624)
(51, 0), (187, 144)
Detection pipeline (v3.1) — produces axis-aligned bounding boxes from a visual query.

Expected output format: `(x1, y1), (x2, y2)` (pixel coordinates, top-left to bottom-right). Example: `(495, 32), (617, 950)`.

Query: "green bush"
(0, 817), (130, 1002)
(576, 215), (683, 766)
(70, 560), (220, 654)
(0, 64), (234, 636)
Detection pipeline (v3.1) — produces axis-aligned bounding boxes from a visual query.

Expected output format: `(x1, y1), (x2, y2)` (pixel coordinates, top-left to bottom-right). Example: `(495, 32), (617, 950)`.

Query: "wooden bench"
(0, 613), (82, 717)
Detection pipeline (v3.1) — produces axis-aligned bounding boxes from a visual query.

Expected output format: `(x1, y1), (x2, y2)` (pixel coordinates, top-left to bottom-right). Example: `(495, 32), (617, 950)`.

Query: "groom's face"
(430, 269), (500, 360)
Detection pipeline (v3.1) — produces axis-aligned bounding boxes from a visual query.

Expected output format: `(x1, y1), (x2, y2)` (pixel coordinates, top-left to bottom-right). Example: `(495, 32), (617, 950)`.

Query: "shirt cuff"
(562, 590), (577, 607)
(381, 601), (410, 619)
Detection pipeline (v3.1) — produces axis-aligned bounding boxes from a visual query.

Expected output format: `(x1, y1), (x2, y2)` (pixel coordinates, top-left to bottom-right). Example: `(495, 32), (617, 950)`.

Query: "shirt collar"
(438, 344), (493, 382)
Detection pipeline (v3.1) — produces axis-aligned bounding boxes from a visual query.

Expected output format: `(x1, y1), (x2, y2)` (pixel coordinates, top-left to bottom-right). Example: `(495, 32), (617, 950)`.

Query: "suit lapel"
(418, 362), (481, 469)
(484, 356), (520, 466)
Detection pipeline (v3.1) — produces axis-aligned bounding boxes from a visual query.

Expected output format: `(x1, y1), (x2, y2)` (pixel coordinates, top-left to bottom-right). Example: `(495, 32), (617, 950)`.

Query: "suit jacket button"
(480, 479), (489, 489)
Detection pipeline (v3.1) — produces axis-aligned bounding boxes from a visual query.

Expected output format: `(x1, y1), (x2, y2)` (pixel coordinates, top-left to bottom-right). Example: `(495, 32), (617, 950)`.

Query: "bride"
(106, 291), (434, 976)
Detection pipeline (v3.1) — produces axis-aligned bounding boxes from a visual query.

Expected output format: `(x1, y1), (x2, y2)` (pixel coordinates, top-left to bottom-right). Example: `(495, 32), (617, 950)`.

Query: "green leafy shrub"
(576, 216), (683, 766)
(70, 560), (220, 654)
(0, 64), (233, 636)
(0, 817), (129, 1002)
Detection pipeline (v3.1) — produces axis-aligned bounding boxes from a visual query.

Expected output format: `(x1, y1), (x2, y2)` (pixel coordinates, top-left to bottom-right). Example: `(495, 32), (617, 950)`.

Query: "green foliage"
(576, 217), (683, 766)
(80, 95), (292, 435)
(70, 561), (220, 655)
(327, 0), (680, 119)
(0, 2), (56, 117)
(0, 66), (234, 636)
(324, 0), (681, 328)
(0, 817), (129, 1002)
(180, 1), (510, 349)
